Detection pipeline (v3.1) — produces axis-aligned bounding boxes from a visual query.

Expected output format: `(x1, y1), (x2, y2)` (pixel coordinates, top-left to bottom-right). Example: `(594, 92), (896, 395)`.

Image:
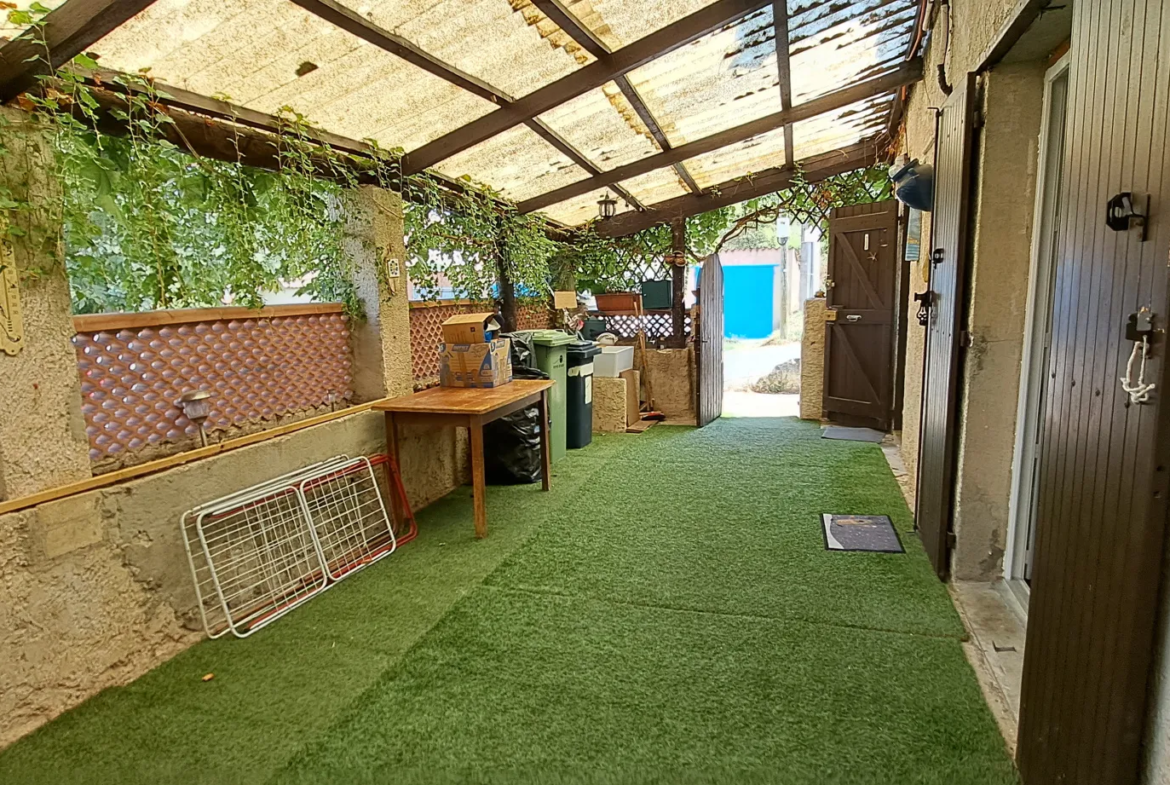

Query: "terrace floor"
(0, 418), (1018, 784)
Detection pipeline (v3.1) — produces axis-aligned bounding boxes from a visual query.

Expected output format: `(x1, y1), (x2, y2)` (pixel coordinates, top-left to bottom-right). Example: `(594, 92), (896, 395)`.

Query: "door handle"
(845, 314), (862, 323)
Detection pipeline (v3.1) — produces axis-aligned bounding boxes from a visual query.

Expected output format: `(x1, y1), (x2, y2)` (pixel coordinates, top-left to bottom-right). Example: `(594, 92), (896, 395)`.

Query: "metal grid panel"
(89, 0), (500, 153)
(73, 311), (353, 461)
(433, 124), (591, 203)
(788, 0), (919, 104)
(624, 8), (781, 148)
(299, 457), (395, 581)
(184, 455), (395, 638)
(792, 93), (892, 161)
(684, 126), (788, 190)
(535, 83), (662, 171)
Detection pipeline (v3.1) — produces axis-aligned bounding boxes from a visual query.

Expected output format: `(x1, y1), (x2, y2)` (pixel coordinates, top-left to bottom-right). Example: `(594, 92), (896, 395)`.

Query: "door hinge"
(959, 330), (972, 348)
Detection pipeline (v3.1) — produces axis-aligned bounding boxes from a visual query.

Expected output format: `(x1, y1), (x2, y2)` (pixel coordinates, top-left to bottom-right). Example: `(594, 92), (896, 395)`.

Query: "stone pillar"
(343, 184), (413, 402)
(0, 109), (91, 500)
(799, 298), (826, 421)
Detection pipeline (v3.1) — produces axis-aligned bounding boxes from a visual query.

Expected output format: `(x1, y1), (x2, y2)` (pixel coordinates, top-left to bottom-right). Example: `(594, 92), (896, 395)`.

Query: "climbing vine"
(1, 2), (890, 318)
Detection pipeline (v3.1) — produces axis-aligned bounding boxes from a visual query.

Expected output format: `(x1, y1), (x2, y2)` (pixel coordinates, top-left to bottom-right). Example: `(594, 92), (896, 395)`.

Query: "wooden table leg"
(469, 415), (487, 538)
(384, 411), (405, 526)
(538, 390), (552, 491)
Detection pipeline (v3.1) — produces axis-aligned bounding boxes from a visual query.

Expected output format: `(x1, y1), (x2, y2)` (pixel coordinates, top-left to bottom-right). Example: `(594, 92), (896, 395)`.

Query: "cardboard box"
(553, 290), (578, 310)
(439, 338), (513, 388)
(441, 312), (501, 344)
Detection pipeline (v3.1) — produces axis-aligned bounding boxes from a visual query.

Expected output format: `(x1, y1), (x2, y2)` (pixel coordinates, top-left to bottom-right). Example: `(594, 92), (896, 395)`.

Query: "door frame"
(1004, 53), (1071, 605)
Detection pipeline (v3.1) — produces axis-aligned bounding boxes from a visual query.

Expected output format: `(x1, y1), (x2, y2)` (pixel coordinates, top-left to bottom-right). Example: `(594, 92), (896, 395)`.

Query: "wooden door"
(915, 74), (977, 580)
(823, 200), (899, 429)
(1017, 3), (1170, 783)
(696, 254), (723, 427)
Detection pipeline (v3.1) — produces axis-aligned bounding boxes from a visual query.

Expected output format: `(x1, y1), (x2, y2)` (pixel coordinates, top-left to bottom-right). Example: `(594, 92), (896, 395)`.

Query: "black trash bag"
(502, 331), (537, 371)
(483, 366), (549, 485)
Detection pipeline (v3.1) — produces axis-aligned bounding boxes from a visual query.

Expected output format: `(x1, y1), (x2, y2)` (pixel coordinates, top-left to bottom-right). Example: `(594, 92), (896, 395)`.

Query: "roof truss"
(401, 0), (772, 175)
(0, 0), (924, 234)
(594, 141), (877, 238)
(518, 60), (923, 214)
(0, 0), (157, 101)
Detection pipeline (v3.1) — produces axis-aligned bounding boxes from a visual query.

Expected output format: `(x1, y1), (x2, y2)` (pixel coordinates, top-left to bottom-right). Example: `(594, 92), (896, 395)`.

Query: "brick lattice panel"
(409, 300), (553, 381)
(73, 313), (353, 461)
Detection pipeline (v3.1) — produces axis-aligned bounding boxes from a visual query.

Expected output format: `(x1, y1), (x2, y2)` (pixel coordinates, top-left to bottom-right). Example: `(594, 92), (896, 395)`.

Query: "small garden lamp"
(597, 191), (617, 220)
(178, 389), (214, 447)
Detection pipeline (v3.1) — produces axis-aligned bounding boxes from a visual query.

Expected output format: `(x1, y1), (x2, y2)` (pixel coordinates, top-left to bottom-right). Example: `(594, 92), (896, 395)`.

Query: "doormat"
(820, 514), (904, 553)
(821, 426), (885, 443)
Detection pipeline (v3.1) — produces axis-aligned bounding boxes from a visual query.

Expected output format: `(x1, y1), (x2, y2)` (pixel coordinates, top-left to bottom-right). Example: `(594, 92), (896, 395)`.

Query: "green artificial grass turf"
(0, 418), (1016, 785)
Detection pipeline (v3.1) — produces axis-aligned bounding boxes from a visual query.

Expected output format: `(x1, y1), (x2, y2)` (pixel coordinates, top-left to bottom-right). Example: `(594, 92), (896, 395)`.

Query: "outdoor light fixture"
(597, 192), (617, 220)
(178, 389), (214, 447)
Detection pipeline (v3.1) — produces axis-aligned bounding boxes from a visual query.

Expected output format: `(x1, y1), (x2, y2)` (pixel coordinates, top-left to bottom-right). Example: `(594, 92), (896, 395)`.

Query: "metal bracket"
(1106, 192), (1149, 242)
(931, 248), (945, 266)
(914, 291), (932, 326)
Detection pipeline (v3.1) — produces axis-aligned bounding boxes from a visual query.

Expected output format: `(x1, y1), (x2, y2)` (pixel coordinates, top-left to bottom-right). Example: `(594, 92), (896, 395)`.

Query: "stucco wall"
(800, 298), (826, 421)
(896, 0), (1047, 580)
(0, 177), (469, 748)
(0, 111), (91, 500)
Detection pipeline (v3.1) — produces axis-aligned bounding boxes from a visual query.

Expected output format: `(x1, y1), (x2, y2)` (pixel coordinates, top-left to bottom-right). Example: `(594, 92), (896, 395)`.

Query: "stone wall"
(799, 298), (826, 421)
(0, 174), (468, 748)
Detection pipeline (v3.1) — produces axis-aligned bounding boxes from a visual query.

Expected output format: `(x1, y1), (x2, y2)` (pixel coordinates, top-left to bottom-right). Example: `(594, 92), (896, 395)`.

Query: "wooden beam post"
(0, 0), (159, 102)
(517, 61), (923, 214)
(671, 218), (687, 348)
(772, 0), (796, 165)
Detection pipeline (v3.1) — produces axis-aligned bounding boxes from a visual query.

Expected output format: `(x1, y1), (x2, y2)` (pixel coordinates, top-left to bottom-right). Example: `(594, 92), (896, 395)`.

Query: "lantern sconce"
(597, 191), (617, 220)
(178, 389), (214, 447)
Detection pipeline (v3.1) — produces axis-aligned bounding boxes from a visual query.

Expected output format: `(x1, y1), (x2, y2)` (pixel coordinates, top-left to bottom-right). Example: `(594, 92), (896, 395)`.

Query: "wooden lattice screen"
(409, 299), (554, 382)
(72, 305), (353, 462)
(590, 311), (692, 343)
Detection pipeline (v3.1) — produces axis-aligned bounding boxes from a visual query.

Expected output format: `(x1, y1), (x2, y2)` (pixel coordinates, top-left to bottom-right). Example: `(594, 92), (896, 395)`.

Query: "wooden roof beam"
(772, 0), (795, 166)
(593, 141), (878, 238)
(291, 0), (628, 207)
(0, 0), (158, 102)
(530, 0), (702, 194)
(518, 59), (922, 214)
(403, 0), (772, 176)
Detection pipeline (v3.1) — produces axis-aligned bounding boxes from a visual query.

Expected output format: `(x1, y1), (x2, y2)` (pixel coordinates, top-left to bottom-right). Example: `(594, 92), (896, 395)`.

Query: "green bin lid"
(529, 329), (575, 346)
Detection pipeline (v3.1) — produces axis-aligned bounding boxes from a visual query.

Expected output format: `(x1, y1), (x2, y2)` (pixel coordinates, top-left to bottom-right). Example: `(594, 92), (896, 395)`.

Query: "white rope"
(1121, 336), (1156, 404)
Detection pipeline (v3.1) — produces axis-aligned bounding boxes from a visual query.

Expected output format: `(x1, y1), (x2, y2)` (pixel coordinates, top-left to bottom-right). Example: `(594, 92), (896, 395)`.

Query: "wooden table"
(374, 380), (554, 538)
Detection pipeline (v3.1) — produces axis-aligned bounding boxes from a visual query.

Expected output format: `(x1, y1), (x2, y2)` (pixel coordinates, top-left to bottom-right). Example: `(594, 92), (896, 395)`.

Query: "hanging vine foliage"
(1, 2), (891, 319)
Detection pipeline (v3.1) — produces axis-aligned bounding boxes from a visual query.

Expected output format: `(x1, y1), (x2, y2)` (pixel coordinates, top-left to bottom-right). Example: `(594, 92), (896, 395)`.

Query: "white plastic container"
(595, 345), (634, 377)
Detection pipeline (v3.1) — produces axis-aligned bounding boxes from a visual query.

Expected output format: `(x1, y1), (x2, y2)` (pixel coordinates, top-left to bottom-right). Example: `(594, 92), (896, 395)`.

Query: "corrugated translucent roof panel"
(792, 93), (892, 160)
(624, 8), (781, 147)
(618, 167), (689, 206)
(338, 0), (590, 99)
(685, 126), (788, 190)
(788, 0), (918, 104)
(542, 187), (635, 226)
(0, 1), (66, 39)
(535, 82), (660, 171)
(562, 0), (720, 50)
(90, 0), (498, 152)
(433, 124), (592, 203)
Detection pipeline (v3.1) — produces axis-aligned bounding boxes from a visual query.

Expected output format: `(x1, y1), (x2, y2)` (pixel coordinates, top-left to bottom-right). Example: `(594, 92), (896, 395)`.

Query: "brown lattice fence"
(409, 299), (553, 382)
(72, 304), (353, 464)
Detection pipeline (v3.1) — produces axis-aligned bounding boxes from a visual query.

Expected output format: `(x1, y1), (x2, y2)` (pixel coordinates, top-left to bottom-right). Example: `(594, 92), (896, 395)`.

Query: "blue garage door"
(722, 265), (775, 339)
